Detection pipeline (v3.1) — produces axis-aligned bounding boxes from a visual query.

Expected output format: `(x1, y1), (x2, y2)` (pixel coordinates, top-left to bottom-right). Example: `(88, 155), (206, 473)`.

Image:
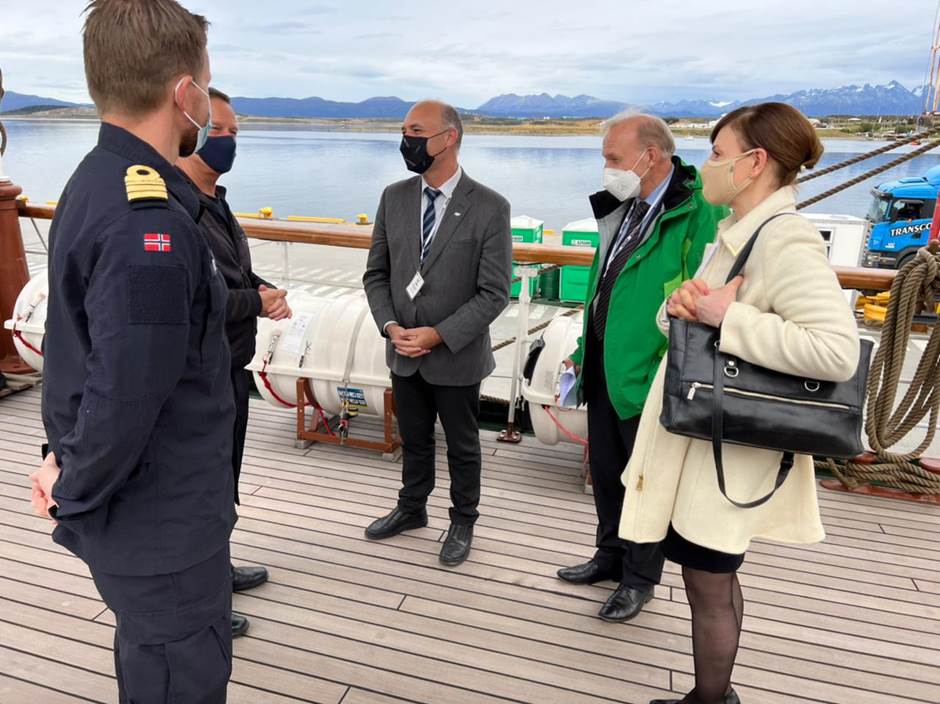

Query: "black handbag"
(660, 214), (874, 508)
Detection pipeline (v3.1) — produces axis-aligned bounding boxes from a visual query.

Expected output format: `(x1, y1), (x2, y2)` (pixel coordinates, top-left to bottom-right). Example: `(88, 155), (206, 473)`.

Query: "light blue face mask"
(176, 77), (212, 153)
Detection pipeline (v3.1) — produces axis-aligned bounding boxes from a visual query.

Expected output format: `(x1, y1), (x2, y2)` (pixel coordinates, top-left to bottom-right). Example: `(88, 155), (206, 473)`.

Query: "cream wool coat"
(618, 186), (861, 554)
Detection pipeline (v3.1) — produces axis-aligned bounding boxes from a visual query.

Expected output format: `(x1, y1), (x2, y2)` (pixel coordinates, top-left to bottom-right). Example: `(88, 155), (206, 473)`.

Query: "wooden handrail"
(17, 199), (897, 291)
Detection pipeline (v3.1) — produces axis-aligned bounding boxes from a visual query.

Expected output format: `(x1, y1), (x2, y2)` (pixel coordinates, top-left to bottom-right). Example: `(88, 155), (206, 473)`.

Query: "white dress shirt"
(420, 166), (463, 247)
(383, 166), (464, 334)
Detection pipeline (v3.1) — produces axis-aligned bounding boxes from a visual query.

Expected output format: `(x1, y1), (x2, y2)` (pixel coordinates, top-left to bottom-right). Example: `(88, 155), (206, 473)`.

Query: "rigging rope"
(794, 125), (940, 184)
(796, 139), (940, 210)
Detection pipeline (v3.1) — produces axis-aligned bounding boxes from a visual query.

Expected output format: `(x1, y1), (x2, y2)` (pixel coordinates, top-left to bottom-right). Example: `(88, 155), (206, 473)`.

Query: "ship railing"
(14, 200), (899, 292)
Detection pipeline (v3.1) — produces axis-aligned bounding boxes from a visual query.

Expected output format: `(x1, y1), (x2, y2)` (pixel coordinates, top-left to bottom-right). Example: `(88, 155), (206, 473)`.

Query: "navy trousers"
(91, 545), (232, 704)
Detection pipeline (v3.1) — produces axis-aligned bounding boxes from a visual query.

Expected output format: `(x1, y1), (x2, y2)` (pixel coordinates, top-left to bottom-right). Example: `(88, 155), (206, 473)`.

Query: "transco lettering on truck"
(889, 223), (930, 237)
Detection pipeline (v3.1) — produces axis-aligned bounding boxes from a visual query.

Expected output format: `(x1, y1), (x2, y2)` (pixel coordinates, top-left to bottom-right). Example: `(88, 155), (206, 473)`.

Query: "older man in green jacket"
(557, 113), (727, 622)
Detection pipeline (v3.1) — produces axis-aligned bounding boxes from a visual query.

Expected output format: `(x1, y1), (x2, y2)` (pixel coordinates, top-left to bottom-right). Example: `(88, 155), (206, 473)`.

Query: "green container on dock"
(539, 266), (560, 301)
(560, 218), (599, 303)
(510, 215), (544, 299)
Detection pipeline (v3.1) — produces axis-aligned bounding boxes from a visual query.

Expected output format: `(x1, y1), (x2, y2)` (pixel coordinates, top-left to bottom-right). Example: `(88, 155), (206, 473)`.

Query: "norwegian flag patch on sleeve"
(143, 233), (172, 252)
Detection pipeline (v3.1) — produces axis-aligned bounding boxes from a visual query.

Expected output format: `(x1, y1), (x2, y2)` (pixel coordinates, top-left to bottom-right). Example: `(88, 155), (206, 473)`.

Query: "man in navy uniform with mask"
(30, 1), (235, 700)
(178, 88), (291, 638)
(362, 100), (512, 567)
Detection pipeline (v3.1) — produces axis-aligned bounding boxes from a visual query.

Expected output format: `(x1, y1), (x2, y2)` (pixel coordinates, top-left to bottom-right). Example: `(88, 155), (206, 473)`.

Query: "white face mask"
(175, 77), (212, 155)
(603, 151), (651, 201)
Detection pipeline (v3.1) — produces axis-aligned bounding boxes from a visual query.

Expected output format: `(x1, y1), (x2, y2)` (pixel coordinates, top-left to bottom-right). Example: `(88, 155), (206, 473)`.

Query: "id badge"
(406, 271), (425, 300)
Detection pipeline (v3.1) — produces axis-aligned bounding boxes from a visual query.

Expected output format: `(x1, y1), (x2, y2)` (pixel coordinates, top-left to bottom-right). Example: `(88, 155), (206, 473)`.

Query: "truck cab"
(863, 166), (940, 269)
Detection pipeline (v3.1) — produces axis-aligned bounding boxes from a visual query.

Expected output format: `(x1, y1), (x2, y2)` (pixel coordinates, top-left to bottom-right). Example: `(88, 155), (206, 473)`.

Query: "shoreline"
(1, 113), (874, 140)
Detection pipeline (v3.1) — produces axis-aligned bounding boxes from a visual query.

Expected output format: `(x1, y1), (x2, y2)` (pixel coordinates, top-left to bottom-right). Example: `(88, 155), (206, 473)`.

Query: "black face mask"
(399, 130), (449, 174)
(198, 135), (237, 175)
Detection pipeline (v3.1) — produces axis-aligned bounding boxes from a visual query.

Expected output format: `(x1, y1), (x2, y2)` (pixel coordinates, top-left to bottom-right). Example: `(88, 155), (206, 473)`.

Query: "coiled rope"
(819, 246), (940, 494)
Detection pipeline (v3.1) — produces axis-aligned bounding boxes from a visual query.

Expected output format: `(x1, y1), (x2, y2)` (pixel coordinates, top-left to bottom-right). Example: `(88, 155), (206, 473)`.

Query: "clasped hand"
(388, 325), (442, 358)
(259, 285), (292, 321)
(29, 451), (61, 520)
(666, 276), (743, 328)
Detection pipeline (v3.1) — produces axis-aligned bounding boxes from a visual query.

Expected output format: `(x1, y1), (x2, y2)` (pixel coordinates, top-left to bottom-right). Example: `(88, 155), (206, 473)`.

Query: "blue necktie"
(421, 187), (442, 263)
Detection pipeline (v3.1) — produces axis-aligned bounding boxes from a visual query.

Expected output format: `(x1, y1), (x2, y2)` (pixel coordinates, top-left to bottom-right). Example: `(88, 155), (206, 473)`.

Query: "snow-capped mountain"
(476, 82), (928, 118)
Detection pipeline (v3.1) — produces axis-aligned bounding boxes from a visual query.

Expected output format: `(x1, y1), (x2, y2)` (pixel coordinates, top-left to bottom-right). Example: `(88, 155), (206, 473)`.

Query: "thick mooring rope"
(819, 247), (940, 494)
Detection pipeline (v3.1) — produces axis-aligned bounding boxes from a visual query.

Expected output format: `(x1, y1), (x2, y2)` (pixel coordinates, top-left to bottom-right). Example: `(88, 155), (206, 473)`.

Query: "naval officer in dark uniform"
(29, 2), (235, 701)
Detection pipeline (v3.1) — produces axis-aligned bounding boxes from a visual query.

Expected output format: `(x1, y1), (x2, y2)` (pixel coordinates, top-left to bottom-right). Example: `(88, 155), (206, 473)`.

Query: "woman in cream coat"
(631, 104), (861, 704)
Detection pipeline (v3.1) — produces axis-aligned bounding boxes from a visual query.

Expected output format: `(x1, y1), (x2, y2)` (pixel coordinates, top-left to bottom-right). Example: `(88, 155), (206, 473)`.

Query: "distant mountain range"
(0, 91), (79, 113)
(2, 81), (931, 119)
(228, 95), (415, 119)
(484, 82), (929, 118)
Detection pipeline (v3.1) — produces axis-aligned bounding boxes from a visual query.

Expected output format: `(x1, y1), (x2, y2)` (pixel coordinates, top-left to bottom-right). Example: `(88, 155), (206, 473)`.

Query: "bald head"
(400, 99), (463, 186)
(403, 100), (463, 149)
(603, 112), (675, 156)
(601, 112), (676, 200)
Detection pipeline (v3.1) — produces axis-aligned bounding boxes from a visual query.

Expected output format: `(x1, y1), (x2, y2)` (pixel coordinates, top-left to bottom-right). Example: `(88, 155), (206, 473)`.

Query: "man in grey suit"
(363, 100), (512, 566)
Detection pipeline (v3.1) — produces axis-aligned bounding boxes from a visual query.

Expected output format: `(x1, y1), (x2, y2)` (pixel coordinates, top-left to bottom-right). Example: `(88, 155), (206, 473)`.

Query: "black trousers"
(392, 370), (482, 525)
(231, 368), (251, 505)
(584, 324), (665, 587)
(90, 546), (232, 704)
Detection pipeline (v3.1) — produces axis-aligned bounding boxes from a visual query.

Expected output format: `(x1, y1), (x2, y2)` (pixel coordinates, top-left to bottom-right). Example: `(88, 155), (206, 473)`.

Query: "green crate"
(560, 218), (599, 302)
(510, 215), (544, 298)
(539, 266), (560, 301)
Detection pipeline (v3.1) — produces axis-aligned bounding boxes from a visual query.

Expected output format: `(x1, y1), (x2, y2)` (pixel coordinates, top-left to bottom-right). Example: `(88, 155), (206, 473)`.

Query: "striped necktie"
(592, 200), (651, 340)
(420, 187), (442, 263)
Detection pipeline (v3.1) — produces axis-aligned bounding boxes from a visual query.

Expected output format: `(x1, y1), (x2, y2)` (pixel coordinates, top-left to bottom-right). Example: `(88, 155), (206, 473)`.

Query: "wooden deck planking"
(0, 387), (937, 703)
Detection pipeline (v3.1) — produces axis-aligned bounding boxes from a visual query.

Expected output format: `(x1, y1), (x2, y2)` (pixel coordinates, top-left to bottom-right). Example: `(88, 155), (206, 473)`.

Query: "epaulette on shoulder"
(125, 165), (168, 208)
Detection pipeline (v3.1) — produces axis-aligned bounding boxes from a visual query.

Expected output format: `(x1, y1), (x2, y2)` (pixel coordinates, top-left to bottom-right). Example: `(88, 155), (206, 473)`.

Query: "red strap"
(12, 330), (43, 358)
(542, 405), (589, 447)
(258, 366), (296, 408)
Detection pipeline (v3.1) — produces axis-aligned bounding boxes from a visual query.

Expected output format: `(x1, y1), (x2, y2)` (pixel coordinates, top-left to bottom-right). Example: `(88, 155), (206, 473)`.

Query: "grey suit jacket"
(363, 171), (512, 386)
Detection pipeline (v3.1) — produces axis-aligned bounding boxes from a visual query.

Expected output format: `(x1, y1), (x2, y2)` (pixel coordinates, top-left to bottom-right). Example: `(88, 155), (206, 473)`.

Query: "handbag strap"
(711, 345), (794, 509)
(724, 212), (797, 284)
(704, 212), (803, 507)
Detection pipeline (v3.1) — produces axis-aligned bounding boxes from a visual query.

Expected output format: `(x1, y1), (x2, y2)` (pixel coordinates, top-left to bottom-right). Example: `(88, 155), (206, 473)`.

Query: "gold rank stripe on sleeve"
(124, 165), (168, 203)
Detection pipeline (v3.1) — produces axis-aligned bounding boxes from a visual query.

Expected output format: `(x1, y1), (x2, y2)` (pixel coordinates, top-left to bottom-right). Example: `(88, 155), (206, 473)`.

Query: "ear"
(650, 147), (663, 167)
(751, 148), (770, 179)
(171, 75), (191, 111)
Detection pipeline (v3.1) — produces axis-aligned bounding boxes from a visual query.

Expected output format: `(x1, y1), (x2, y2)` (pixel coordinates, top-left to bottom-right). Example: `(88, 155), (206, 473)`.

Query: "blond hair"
(83, 0), (209, 116)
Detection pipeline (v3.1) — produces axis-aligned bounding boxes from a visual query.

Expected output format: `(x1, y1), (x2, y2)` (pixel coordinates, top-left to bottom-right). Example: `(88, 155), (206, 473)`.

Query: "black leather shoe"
(557, 559), (621, 584)
(232, 564), (268, 592)
(365, 507), (428, 540)
(231, 613), (250, 639)
(439, 523), (473, 566)
(649, 689), (740, 704)
(598, 583), (654, 622)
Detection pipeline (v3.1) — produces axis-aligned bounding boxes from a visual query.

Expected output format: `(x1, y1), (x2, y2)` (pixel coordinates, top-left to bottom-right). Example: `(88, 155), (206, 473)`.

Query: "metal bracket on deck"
(497, 423), (522, 444)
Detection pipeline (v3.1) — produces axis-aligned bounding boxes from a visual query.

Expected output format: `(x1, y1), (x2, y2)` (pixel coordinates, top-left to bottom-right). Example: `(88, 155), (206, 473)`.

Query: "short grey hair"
(440, 102), (463, 148)
(602, 110), (675, 156)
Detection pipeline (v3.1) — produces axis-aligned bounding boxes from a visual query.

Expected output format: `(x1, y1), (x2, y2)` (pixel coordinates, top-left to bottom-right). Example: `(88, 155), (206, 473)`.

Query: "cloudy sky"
(2, 0), (935, 107)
